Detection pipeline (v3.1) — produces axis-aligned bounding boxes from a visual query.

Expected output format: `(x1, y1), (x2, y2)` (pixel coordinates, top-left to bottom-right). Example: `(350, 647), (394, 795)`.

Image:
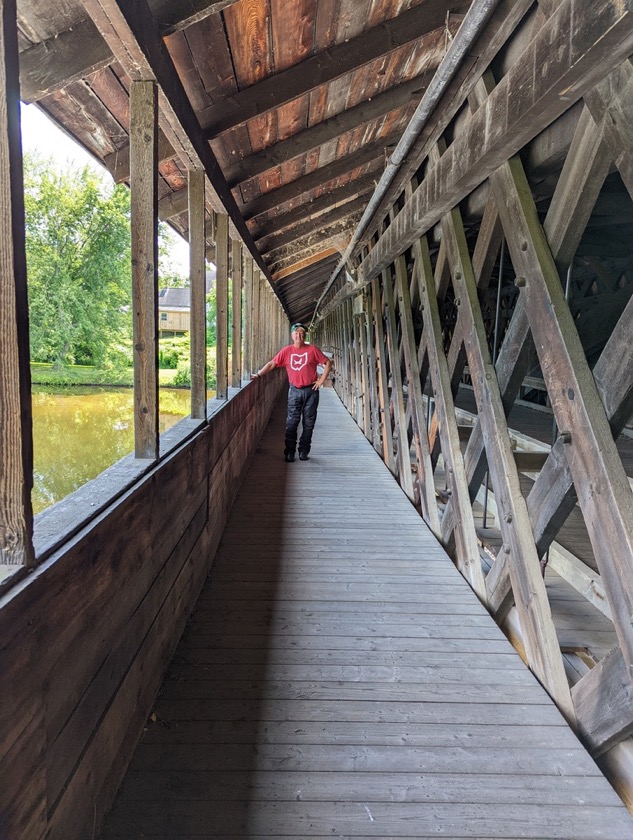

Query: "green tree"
(24, 153), (132, 367)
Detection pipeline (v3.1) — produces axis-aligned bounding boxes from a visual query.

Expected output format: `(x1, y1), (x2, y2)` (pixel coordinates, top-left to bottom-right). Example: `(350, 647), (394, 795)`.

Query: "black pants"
(285, 385), (319, 456)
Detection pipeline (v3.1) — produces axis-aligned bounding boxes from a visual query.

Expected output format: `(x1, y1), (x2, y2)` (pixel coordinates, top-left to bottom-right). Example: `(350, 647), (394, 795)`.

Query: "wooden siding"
(0, 374), (285, 840)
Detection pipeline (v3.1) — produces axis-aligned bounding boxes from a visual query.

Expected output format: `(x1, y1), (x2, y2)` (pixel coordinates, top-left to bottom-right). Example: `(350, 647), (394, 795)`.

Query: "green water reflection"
(32, 387), (192, 514)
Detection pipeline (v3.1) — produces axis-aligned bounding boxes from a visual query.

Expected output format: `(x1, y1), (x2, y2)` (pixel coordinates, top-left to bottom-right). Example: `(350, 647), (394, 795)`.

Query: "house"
(158, 267), (216, 336)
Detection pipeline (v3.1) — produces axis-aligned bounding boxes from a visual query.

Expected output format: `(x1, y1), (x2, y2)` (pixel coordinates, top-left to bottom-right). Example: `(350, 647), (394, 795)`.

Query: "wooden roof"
(17, 0), (472, 322)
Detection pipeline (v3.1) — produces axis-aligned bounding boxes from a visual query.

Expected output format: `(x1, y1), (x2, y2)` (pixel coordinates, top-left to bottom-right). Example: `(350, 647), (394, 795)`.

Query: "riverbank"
(31, 362), (179, 388)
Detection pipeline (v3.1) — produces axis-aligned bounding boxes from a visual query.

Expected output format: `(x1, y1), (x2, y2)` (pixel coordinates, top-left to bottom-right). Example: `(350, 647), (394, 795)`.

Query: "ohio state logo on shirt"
(290, 353), (308, 371)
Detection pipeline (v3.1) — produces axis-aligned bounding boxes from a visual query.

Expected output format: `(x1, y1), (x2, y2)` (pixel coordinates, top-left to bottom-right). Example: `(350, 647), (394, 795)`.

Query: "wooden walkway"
(100, 389), (633, 839)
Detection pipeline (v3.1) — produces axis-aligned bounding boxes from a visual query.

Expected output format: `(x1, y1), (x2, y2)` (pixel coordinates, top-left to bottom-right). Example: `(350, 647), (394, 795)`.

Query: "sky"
(20, 102), (191, 277)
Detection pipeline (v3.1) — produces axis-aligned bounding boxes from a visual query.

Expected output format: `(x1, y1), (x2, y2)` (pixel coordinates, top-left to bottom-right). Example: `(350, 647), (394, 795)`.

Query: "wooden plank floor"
(100, 389), (633, 839)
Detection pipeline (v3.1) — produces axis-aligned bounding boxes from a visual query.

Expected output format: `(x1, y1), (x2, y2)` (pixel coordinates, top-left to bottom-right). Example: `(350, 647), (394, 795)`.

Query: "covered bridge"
(2, 0), (633, 837)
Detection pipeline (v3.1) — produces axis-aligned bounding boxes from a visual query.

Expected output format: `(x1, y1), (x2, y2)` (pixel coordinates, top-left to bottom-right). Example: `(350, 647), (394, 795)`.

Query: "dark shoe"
(298, 452), (309, 461)
(284, 452), (295, 462)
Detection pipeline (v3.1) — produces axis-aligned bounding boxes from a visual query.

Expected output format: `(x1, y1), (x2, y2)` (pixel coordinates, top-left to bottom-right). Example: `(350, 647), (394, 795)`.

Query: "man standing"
(252, 322), (332, 462)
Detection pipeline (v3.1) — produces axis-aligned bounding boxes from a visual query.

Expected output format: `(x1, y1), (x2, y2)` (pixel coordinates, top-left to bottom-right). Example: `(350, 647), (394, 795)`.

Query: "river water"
(31, 387), (192, 514)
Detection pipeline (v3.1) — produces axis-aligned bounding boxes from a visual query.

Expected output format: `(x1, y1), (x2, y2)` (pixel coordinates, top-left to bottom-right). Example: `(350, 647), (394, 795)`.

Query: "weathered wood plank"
(189, 169), (207, 418)
(361, 0), (633, 283)
(393, 253), (441, 536)
(130, 79), (159, 459)
(435, 154), (574, 719)
(381, 268), (415, 501)
(82, 0), (271, 278)
(413, 234), (485, 597)
(215, 212), (229, 399)
(0, 0), (33, 566)
(371, 278), (396, 473)
(231, 239), (243, 388)
(203, 3), (464, 137)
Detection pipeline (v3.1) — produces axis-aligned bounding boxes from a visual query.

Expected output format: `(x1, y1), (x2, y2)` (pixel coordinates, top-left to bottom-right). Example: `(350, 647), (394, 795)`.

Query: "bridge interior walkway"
(100, 388), (633, 839)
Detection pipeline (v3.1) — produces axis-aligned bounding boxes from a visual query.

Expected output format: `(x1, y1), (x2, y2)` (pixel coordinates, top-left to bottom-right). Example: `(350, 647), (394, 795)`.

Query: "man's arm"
(313, 357), (332, 390)
(251, 359), (277, 380)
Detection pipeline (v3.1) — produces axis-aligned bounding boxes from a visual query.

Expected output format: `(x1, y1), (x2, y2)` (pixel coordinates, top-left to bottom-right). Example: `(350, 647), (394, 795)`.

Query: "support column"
(0, 0), (33, 566)
(231, 240), (243, 388)
(188, 168), (206, 418)
(242, 255), (253, 379)
(215, 212), (229, 399)
(130, 80), (159, 458)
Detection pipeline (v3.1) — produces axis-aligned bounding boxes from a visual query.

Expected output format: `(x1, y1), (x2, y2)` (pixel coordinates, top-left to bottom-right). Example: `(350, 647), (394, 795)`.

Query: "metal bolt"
(504, 512), (513, 524)
(515, 276), (526, 288)
(559, 431), (572, 444)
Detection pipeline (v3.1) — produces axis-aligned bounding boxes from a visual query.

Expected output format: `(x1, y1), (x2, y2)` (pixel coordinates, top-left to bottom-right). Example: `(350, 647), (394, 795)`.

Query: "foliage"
(170, 346), (216, 390)
(24, 153), (133, 367)
(158, 221), (189, 288)
(206, 278), (233, 347)
(172, 365), (192, 387)
(158, 335), (190, 369)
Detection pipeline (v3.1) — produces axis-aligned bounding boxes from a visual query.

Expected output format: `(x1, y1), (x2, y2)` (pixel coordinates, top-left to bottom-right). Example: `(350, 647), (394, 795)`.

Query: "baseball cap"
(290, 322), (307, 332)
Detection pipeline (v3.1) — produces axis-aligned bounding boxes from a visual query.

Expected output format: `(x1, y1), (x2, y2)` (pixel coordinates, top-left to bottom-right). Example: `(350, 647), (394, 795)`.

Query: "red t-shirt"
(273, 343), (330, 388)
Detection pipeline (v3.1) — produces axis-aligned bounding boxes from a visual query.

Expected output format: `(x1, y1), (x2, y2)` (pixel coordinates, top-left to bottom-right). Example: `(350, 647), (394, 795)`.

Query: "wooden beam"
(202, 5), (465, 137)
(231, 239), (243, 388)
(242, 151), (384, 222)
(271, 247), (339, 282)
(242, 255), (254, 378)
(543, 105), (612, 272)
(19, 0), (240, 103)
(412, 235), (485, 597)
(358, 0), (535, 247)
(106, 129), (176, 185)
(572, 647), (633, 754)
(371, 277), (397, 475)
(436, 152), (574, 720)
(253, 184), (376, 243)
(188, 169), (207, 419)
(130, 80), (159, 459)
(224, 80), (428, 186)
(0, 0), (34, 566)
(394, 253), (441, 537)
(382, 268), (415, 503)
(361, 0), (633, 283)
(260, 207), (364, 259)
(215, 212), (229, 399)
(527, 292), (633, 555)
(81, 0), (272, 280)
(267, 232), (349, 270)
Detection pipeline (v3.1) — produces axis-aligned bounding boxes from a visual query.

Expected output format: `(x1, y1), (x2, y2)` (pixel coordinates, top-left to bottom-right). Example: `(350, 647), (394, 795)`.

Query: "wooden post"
(393, 253), (441, 537)
(130, 80), (159, 459)
(382, 266), (415, 502)
(0, 0), (34, 566)
(436, 171), (574, 720)
(413, 235), (485, 594)
(242, 255), (253, 378)
(363, 288), (381, 453)
(372, 277), (396, 472)
(215, 212), (229, 399)
(231, 240), (243, 388)
(251, 268), (261, 371)
(188, 168), (206, 419)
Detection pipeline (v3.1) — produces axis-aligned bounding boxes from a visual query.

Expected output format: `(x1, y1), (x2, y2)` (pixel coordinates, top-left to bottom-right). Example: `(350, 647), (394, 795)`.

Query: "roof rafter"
(241, 143), (389, 222)
(224, 70), (436, 187)
(81, 0), (271, 278)
(19, 0), (241, 103)
(201, 3), (467, 138)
